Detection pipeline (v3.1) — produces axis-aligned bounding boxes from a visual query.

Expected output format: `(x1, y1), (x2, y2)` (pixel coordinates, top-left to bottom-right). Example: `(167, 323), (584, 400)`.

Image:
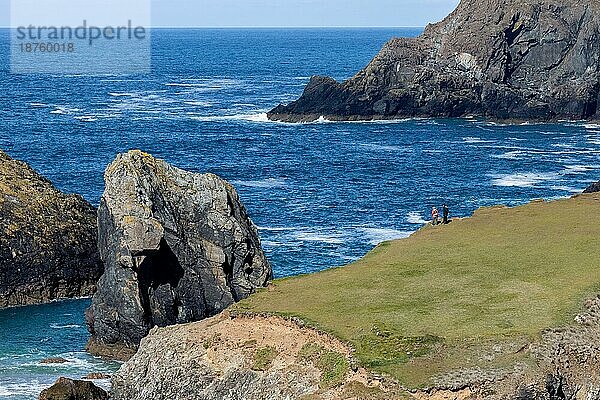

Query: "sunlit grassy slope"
(236, 194), (600, 387)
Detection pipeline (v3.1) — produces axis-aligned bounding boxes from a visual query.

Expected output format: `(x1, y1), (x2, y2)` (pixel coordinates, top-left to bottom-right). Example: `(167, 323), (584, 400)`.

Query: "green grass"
(252, 346), (278, 371)
(298, 343), (350, 389)
(236, 194), (600, 387)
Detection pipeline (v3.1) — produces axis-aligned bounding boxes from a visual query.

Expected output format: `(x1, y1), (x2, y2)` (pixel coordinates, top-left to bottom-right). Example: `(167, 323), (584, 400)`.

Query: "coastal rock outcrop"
(583, 181), (600, 193)
(111, 313), (397, 400)
(39, 377), (108, 400)
(86, 150), (272, 359)
(0, 150), (101, 308)
(269, 0), (600, 122)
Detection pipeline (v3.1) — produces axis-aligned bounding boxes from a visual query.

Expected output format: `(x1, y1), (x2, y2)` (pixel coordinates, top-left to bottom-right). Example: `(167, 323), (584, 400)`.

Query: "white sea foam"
(492, 151), (526, 160)
(260, 240), (287, 248)
(108, 92), (135, 97)
(257, 226), (301, 232)
(0, 381), (48, 397)
(549, 185), (582, 193)
(295, 232), (345, 244)
(232, 178), (287, 189)
(463, 137), (493, 144)
(583, 123), (600, 130)
(73, 116), (99, 122)
(183, 101), (213, 107)
(562, 165), (598, 174)
(30, 103), (48, 107)
(406, 211), (427, 225)
(491, 172), (558, 188)
(358, 227), (411, 245)
(50, 323), (82, 329)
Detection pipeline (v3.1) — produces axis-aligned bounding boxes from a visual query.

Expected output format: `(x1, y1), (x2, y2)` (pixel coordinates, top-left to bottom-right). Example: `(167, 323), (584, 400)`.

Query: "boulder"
(0, 150), (101, 308)
(269, 0), (600, 122)
(86, 150), (272, 359)
(583, 181), (600, 193)
(40, 357), (69, 364)
(39, 377), (108, 400)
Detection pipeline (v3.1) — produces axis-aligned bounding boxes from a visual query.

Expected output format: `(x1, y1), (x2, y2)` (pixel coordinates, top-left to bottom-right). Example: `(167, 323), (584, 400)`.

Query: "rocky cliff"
(111, 313), (398, 400)
(0, 150), (101, 308)
(86, 150), (271, 359)
(110, 297), (600, 400)
(269, 0), (600, 122)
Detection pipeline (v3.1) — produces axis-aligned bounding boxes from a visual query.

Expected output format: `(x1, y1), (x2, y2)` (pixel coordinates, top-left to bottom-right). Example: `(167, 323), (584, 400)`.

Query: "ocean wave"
(490, 172), (558, 188)
(463, 136), (493, 144)
(257, 226), (302, 232)
(232, 177), (287, 189)
(492, 151), (526, 160)
(549, 185), (582, 193)
(0, 381), (47, 397)
(406, 211), (427, 224)
(183, 101), (213, 107)
(358, 227), (412, 245)
(108, 92), (136, 97)
(50, 323), (82, 329)
(295, 232), (345, 244)
(562, 165), (599, 175)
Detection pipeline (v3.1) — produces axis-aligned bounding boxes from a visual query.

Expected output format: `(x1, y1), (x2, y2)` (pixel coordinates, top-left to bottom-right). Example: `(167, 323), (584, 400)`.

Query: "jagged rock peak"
(86, 150), (272, 359)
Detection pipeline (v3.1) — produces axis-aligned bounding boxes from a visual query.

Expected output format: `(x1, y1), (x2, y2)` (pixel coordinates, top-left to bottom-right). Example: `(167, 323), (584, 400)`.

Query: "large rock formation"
(111, 313), (393, 400)
(0, 150), (101, 308)
(86, 150), (272, 359)
(269, 0), (600, 122)
(583, 180), (600, 193)
(39, 377), (108, 400)
(113, 298), (600, 400)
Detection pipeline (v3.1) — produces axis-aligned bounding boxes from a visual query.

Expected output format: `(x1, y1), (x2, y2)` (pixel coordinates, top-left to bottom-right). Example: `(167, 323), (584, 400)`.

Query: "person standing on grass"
(431, 207), (439, 226)
(443, 204), (449, 224)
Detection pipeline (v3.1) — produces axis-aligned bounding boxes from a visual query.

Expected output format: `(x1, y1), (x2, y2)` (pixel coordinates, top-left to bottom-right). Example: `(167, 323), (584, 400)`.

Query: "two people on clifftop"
(431, 204), (450, 226)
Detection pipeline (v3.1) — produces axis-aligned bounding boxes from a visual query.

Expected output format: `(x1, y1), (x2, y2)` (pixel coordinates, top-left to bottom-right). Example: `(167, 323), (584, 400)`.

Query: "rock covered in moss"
(86, 150), (272, 359)
(39, 377), (108, 400)
(0, 150), (101, 308)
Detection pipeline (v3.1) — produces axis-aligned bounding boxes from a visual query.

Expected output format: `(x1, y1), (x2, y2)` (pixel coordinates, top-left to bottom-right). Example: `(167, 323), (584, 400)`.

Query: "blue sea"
(1, 28), (600, 398)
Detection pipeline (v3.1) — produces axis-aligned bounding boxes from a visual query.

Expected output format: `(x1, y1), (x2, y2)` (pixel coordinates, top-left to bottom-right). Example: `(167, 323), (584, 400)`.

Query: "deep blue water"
(1, 28), (600, 398)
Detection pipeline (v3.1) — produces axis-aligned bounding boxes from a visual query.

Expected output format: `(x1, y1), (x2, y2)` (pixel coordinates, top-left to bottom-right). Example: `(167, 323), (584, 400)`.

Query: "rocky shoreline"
(0, 150), (102, 308)
(2, 146), (600, 400)
(269, 0), (600, 123)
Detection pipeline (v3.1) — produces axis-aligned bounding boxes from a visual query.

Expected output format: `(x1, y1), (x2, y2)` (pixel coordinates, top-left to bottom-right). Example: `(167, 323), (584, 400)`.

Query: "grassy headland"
(236, 194), (600, 388)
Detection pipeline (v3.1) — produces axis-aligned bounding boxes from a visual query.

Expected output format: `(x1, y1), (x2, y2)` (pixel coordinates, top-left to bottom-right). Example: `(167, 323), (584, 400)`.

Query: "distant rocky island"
(269, 0), (600, 122)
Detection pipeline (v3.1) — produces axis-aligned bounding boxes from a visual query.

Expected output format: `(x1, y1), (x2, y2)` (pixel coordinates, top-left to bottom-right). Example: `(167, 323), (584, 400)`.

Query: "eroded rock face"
(111, 313), (396, 400)
(86, 150), (271, 358)
(38, 377), (108, 400)
(0, 150), (101, 308)
(269, 0), (600, 122)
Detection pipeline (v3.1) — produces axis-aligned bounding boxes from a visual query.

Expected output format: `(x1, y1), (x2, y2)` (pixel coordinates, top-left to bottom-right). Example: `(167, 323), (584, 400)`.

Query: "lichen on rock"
(86, 150), (272, 359)
(0, 149), (101, 308)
